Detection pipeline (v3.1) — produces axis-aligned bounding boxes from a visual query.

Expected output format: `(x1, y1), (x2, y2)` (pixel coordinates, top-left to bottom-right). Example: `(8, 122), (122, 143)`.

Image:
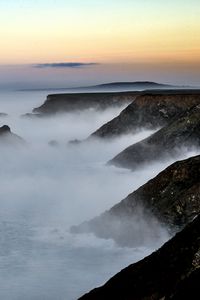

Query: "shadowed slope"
(109, 105), (200, 169)
(90, 93), (200, 139)
(79, 214), (200, 300)
(32, 92), (138, 115)
(72, 155), (200, 247)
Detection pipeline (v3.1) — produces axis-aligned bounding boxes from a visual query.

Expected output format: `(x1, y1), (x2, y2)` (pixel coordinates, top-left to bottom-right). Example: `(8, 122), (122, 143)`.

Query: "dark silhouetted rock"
(90, 93), (200, 139)
(109, 105), (200, 169)
(0, 125), (25, 146)
(32, 92), (139, 115)
(79, 214), (200, 300)
(71, 155), (200, 246)
(0, 125), (11, 133)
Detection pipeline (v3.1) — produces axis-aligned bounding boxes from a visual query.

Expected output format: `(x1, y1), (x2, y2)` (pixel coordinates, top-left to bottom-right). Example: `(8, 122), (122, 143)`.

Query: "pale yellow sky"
(0, 1), (200, 65)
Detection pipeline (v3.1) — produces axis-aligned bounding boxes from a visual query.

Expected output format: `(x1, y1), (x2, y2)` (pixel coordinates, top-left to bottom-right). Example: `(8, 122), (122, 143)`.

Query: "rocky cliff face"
(79, 214), (200, 300)
(0, 125), (10, 134)
(32, 92), (138, 115)
(71, 155), (200, 247)
(109, 105), (200, 169)
(0, 125), (25, 145)
(90, 93), (200, 139)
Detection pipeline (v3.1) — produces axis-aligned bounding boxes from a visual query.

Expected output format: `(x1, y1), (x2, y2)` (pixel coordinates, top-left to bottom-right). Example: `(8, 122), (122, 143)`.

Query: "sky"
(0, 0), (200, 87)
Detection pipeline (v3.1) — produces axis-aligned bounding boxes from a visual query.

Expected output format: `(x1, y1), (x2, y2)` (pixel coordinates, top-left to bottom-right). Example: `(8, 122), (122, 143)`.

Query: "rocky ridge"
(32, 92), (139, 115)
(79, 214), (200, 300)
(90, 92), (200, 139)
(71, 155), (200, 247)
(109, 104), (200, 169)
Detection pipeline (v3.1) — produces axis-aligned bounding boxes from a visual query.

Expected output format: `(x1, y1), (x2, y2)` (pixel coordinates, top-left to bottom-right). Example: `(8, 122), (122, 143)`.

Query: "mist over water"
(0, 89), (198, 299)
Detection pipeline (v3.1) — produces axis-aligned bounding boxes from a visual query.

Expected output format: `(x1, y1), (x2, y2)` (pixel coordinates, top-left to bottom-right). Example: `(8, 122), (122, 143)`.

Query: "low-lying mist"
(0, 115), (159, 227)
(0, 90), (198, 299)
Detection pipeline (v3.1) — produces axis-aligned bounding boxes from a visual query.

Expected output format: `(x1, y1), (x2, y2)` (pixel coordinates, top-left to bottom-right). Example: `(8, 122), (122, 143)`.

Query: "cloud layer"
(34, 62), (99, 68)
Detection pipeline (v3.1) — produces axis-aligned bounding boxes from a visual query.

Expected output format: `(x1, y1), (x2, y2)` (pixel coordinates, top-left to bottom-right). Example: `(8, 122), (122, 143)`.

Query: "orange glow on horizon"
(0, 1), (199, 66)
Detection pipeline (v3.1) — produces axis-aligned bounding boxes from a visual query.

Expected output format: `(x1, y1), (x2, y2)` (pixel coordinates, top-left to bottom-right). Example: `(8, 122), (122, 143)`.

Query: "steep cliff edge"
(72, 155), (200, 247)
(90, 93), (200, 139)
(79, 214), (200, 300)
(32, 92), (138, 115)
(109, 105), (200, 169)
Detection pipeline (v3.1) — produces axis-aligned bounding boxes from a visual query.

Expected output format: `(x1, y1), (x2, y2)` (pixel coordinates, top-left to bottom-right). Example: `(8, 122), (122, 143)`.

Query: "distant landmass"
(20, 81), (183, 92)
(88, 81), (176, 91)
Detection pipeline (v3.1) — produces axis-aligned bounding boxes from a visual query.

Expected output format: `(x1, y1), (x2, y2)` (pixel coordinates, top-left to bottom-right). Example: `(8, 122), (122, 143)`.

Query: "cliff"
(90, 93), (200, 139)
(71, 155), (200, 247)
(109, 104), (200, 169)
(32, 92), (138, 115)
(79, 214), (200, 300)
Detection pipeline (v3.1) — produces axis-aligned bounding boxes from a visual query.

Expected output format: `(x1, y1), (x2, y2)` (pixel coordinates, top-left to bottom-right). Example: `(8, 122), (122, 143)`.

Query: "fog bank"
(0, 89), (198, 299)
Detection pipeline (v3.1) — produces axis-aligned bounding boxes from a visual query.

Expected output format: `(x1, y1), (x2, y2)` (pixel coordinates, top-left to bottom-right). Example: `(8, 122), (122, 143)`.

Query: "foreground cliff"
(79, 214), (200, 300)
(32, 92), (138, 115)
(71, 155), (200, 247)
(0, 125), (25, 145)
(109, 104), (200, 169)
(90, 92), (200, 139)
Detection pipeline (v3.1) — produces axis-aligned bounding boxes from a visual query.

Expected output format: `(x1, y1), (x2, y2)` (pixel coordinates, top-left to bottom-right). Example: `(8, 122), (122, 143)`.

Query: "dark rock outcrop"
(0, 125), (10, 134)
(79, 214), (200, 300)
(32, 92), (138, 115)
(91, 93), (200, 139)
(109, 105), (200, 170)
(71, 155), (200, 246)
(0, 125), (25, 145)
